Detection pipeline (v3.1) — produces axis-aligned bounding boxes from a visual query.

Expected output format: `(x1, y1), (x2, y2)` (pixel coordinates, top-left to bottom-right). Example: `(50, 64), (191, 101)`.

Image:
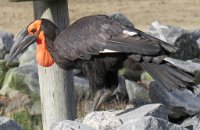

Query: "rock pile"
(51, 104), (189, 130)
(0, 117), (23, 130)
(0, 13), (200, 130)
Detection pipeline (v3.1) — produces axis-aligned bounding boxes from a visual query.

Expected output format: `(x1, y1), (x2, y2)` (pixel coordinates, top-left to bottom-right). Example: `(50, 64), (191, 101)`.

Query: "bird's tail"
(139, 62), (196, 92)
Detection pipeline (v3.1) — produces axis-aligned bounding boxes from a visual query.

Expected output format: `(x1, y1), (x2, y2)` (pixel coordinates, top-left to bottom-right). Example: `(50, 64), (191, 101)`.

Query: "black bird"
(7, 15), (195, 110)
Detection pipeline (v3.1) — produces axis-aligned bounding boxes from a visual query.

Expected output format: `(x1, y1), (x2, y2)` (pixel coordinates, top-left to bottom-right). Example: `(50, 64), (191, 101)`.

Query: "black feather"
(139, 62), (195, 92)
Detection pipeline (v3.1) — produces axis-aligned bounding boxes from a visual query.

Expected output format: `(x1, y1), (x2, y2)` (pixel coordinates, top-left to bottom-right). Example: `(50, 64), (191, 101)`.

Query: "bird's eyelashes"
(30, 28), (37, 33)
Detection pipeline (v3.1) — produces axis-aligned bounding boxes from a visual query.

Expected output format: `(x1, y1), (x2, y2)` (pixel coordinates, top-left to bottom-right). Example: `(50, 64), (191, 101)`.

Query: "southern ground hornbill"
(7, 15), (196, 110)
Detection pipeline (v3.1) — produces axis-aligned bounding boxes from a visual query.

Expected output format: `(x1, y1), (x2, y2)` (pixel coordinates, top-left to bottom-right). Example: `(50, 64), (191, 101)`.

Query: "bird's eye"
(31, 28), (37, 33)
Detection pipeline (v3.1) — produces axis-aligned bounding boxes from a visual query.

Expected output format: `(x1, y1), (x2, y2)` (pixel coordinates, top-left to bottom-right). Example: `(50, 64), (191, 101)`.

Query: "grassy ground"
(0, 0), (200, 35)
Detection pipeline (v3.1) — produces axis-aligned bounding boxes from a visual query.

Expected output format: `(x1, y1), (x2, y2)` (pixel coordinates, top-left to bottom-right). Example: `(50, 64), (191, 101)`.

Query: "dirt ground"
(0, 0), (200, 35)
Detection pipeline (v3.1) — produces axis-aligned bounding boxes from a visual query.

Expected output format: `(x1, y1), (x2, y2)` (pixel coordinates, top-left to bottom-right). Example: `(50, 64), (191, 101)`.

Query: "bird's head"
(7, 19), (59, 67)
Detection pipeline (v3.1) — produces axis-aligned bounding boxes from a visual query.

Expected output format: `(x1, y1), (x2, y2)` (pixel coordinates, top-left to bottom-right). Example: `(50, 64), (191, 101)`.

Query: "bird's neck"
(36, 31), (55, 67)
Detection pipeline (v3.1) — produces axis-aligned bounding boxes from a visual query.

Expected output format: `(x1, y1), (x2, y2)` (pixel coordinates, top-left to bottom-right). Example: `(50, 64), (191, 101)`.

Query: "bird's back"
(54, 15), (124, 61)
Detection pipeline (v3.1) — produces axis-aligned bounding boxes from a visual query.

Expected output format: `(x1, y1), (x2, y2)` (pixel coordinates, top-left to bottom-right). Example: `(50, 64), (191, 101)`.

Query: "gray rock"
(52, 120), (95, 130)
(197, 39), (200, 49)
(73, 69), (82, 76)
(192, 29), (200, 39)
(128, 98), (150, 108)
(172, 32), (200, 60)
(83, 111), (122, 130)
(125, 80), (150, 102)
(194, 71), (200, 86)
(147, 22), (200, 60)
(0, 116), (23, 130)
(109, 13), (135, 30)
(181, 113), (200, 130)
(140, 71), (154, 86)
(113, 75), (127, 98)
(149, 81), (200, 118)
(19, 44), (36, 66)
(0, 65), (39, 97)
(4, 53), (19, 68)
(117, 116), (188, 130)
(192, 29), (200, 50)
(117, 104), (168, 123)
(122, 63), (143, 82)
(146, 21), (188, 45)
(0, 31), (14, 59)
(24, 71), (40, 95)
(6, 40), (36, 68)
(122, 68), (142, 82)
(164, 57), (200, 74)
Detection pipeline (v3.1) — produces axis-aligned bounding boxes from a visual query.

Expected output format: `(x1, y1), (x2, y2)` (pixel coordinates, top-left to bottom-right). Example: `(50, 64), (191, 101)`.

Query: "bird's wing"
(54, 15), (113, 61)
(54, 15), (177, 61)
(104, 33), (161, 55)
(104, 28), (178, 55)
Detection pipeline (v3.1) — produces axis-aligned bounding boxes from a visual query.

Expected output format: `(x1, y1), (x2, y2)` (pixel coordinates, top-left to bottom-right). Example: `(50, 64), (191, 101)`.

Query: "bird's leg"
(92, 88), (112, 111)
(90, 71), (119, 111)
(81, 60), (119, 111)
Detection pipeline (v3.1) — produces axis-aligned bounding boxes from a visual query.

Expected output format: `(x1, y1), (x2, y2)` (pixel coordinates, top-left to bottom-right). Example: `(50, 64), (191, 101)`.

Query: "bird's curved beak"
(7, 28), (37, 65)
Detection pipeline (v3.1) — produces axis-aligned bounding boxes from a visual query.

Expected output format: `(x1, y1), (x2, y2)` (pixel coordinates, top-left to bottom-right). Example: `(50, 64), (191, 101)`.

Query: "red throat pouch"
(36, 31), (54, 67)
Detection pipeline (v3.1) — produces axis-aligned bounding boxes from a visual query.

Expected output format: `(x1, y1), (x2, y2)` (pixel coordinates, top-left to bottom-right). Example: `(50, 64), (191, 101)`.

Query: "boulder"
(147, 21), (200, 60)
(121, 62), (143, 82)
(128, 98), (150, 108)
(140, 71), (154, 86)
(122, 68), (142, 82)
(117, 116), (188, 130)
(113, 75), (127, 98)
(181, 113), (200, 130)
(149, 81), (200, 118)
(0, 65), (39, 98)
(164, 57), (200, 74)
(19, 44), (36, 66)
(0, 116), (23, 130)
(24, 71), (40, 95)
(83, 111), (122, 130)
(172, 32), (200, 60)
(192, 29), (200, 49)
(0, 31), (14, 59)
(125, 80), (150, 102)
(4, 54), (19, 68)
(146, 21), (188, 45)
(52, 120), (95, 130)
(116, 104), (168, 123)
(194, 71), (200, 84)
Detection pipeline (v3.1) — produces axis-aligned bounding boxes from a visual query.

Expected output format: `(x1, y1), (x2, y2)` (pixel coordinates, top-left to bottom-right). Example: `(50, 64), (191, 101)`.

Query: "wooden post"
(33, 1), (76, 130)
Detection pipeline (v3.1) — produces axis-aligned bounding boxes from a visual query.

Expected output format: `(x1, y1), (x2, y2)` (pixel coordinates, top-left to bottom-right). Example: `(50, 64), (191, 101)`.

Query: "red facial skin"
(27, 20), (54, 67)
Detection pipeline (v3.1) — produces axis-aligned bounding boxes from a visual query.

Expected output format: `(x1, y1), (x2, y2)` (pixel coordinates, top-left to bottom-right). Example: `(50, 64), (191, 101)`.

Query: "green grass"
(11, 111), (42, 130)
(30, 93), (40, 103)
